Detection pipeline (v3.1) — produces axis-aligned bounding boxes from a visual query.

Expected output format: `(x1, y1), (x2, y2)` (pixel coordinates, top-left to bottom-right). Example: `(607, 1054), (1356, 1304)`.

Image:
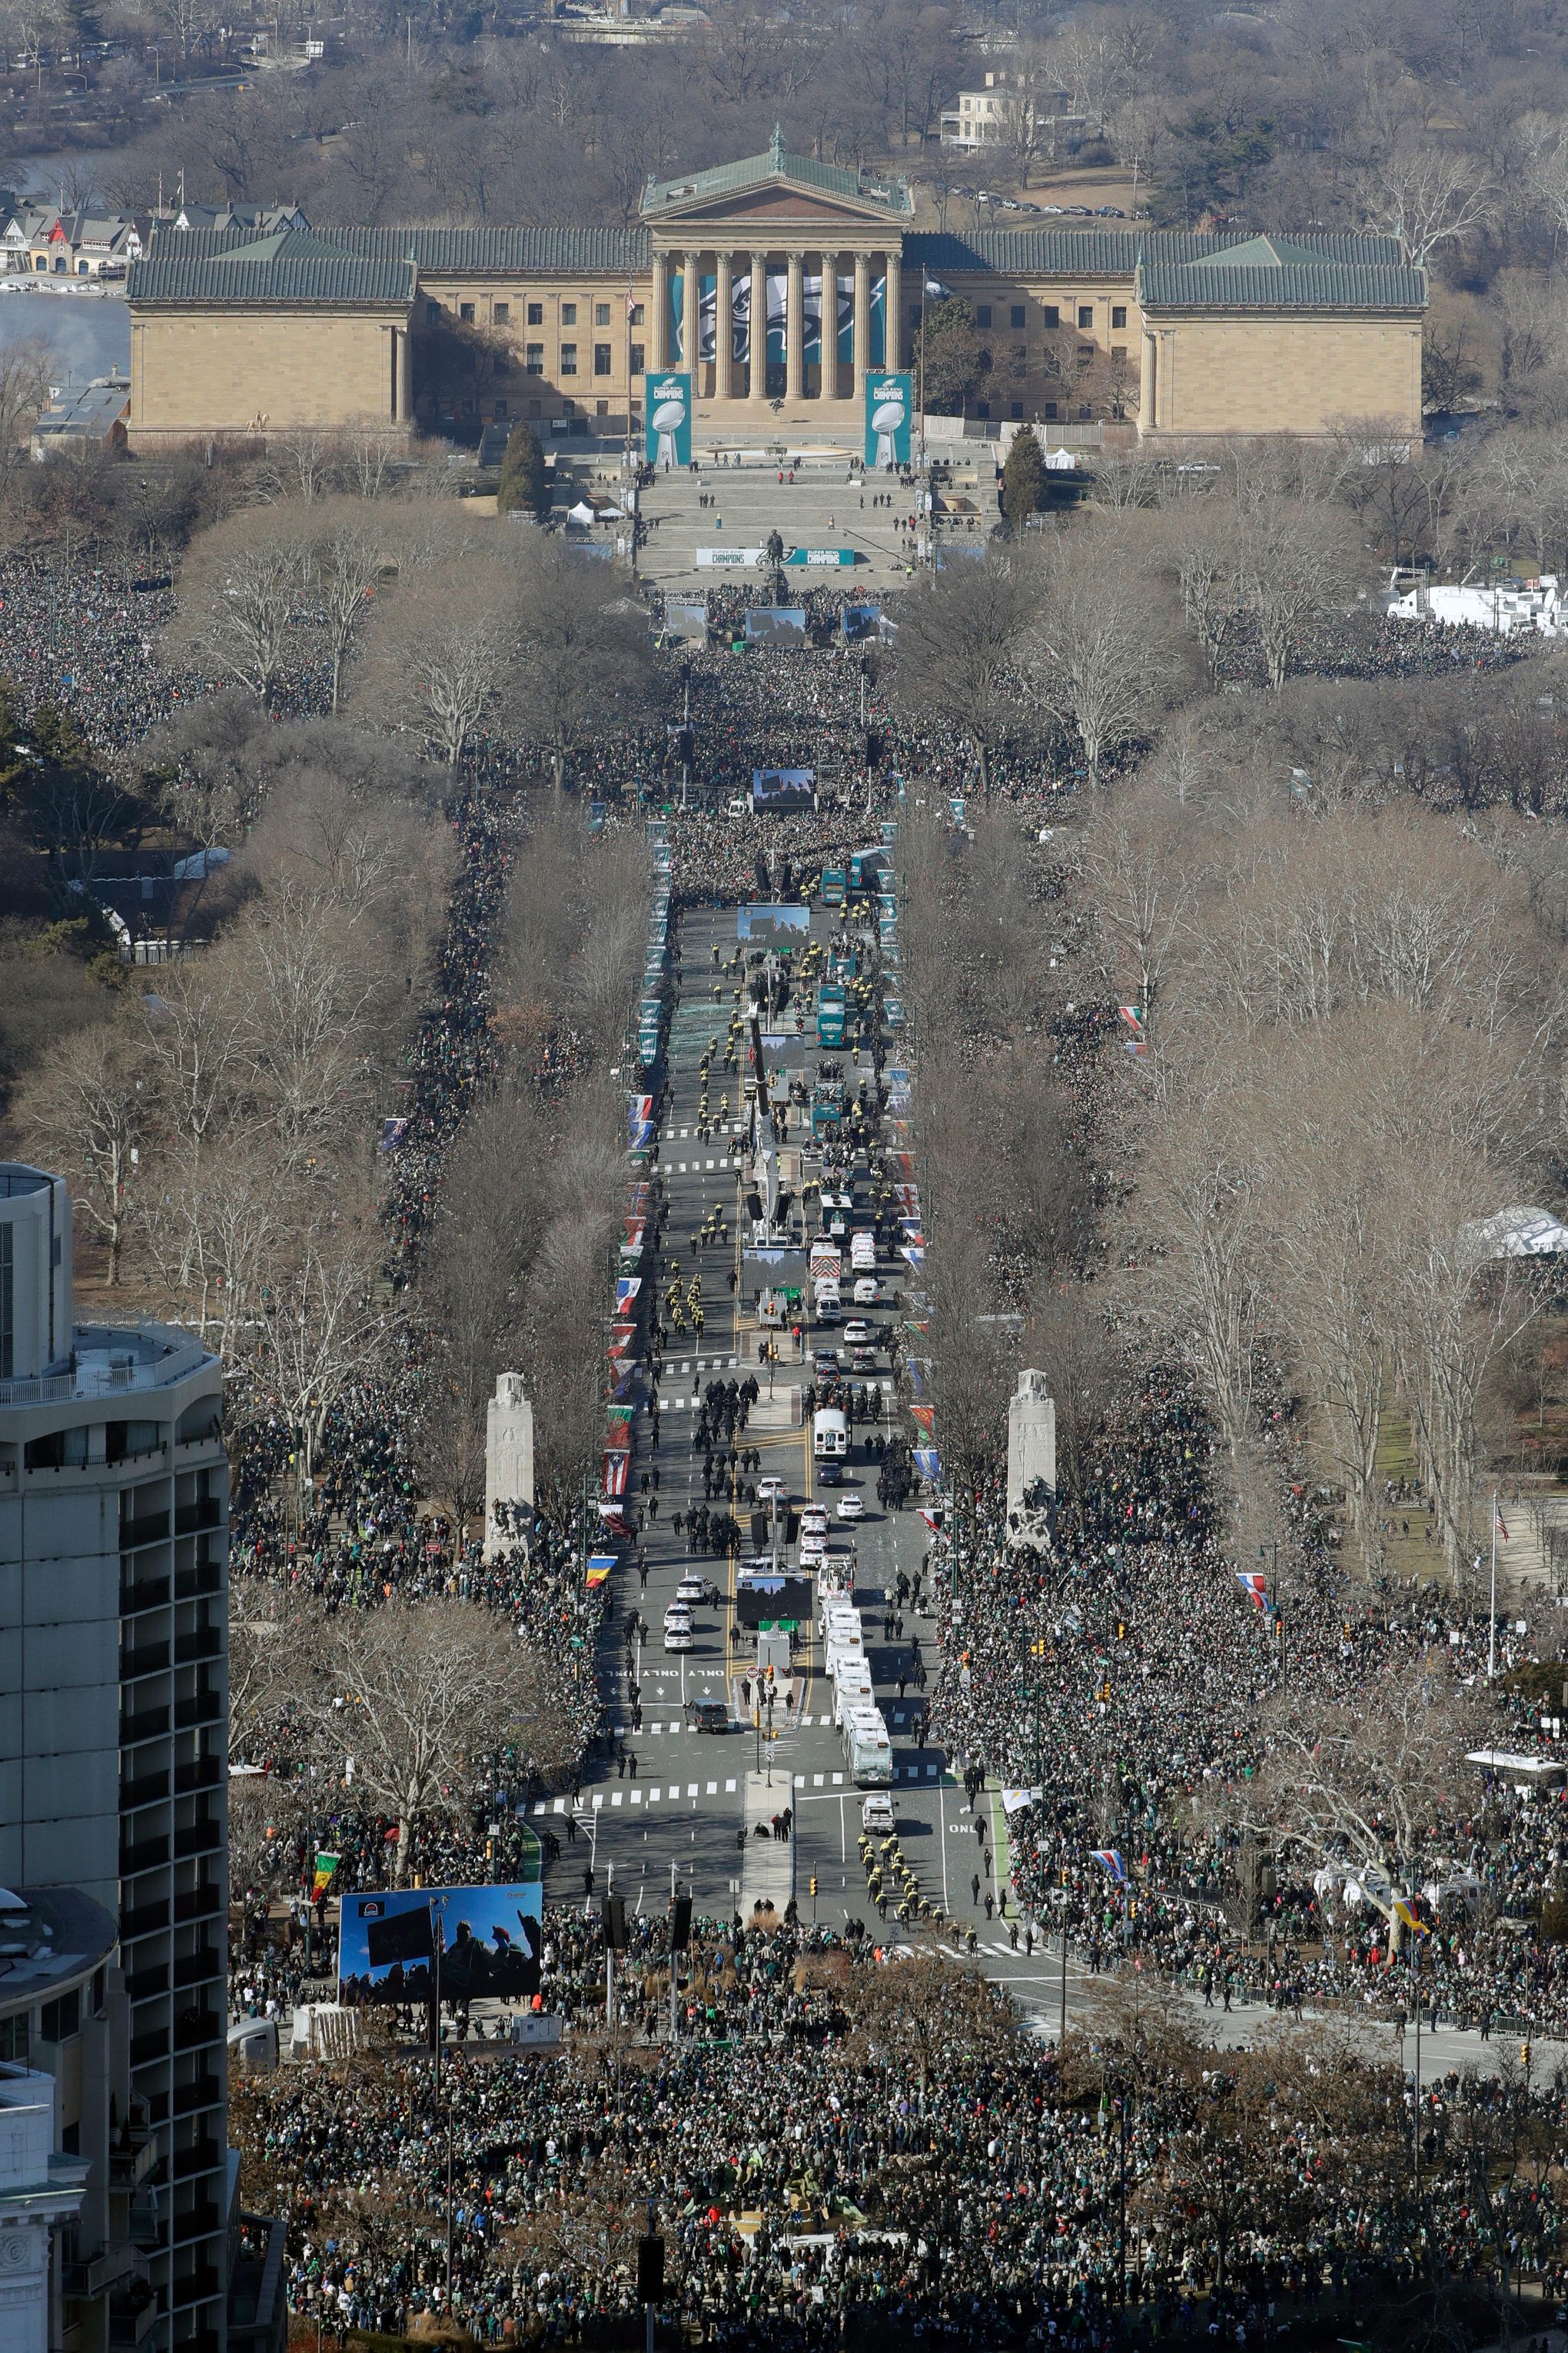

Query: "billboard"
(865, 373), (912, 468)
(738, 902), (810, 939)
(843, 605), (882, 642)
(752, 766), (816, 810)
(744, 607), (809, 645)
(663, 599), (708, 640)
(338, 1883), (543, 2006)
(644, 372), (692, 468)
(737, 1571), (815, 1627)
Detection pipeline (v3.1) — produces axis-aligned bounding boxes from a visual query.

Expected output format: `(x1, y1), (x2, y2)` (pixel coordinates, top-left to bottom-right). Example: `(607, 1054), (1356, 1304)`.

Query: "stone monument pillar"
(1006, 1369), (1057, 1527)
(485, 1371), (535, 1559)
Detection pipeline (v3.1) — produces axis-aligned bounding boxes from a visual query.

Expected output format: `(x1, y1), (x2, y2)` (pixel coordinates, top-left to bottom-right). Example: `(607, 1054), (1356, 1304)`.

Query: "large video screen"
(842, 605), (882, 643)
(338, 1884), (543, 2006)
(752, 768), (817, 813)
(737, 1572), (815, 1627)
(738, 902), (810, 940)
(745, 607), (809, 645)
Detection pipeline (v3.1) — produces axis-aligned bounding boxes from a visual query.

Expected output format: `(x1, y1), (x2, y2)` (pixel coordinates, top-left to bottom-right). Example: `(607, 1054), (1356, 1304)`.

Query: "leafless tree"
(510, 537), (656, 794)
(1130, 1053), (1270, 1461)
(352, 543), (517, 767)
(1029, 525), (1193, 786)
(166, 507), (311, 703)
(13, 1019), (145, 1285)
(293, 1597), (575, 1881)
(1364, 134), (1495, 268)
(1240, 1661), (1489, 1934)
(304, 497), (393, 712)
(252, 1194), (389, 1486)
(886, 550), (1041, 795)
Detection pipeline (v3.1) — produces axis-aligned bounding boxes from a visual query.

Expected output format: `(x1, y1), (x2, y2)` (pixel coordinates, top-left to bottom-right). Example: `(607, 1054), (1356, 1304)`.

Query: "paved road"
(536, 892), (999, 1947)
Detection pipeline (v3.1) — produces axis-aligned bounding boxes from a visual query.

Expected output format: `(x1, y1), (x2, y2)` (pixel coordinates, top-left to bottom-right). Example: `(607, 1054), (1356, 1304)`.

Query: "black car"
(688, 1697), (733, 1733)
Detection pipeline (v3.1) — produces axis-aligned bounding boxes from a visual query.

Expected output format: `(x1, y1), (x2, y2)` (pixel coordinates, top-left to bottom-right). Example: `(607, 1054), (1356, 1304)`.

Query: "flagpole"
(1403, 1929), (1412, 2183)
(1489, 1489), (1498, 1681)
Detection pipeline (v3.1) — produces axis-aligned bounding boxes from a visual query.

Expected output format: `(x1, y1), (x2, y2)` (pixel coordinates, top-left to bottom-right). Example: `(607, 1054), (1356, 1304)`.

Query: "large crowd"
(9, 523), (1568, 2348)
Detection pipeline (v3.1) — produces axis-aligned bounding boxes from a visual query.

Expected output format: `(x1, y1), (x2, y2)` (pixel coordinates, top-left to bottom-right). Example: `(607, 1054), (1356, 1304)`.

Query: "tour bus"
(845, 1711), (893, 1789)
(833, 1664), (875, 1727)
(812, 1406), (848, 1462)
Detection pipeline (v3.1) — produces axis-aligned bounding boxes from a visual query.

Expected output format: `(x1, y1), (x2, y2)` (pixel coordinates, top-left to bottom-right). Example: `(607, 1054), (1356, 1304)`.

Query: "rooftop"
(0, 1886), (118, 2013)
(643, 125), (914, 221)
(0, 1317), (213, 1409)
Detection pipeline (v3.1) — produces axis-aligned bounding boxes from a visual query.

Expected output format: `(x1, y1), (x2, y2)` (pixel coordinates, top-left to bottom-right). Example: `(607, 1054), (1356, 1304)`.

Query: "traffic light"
(670, 1895), (693, 1953)
(636, 2235), (666, 2304)
(809, 1875), (818, 1898)
(601, 1894), (629, 1953)
(1522, 2041), (1533, 2068)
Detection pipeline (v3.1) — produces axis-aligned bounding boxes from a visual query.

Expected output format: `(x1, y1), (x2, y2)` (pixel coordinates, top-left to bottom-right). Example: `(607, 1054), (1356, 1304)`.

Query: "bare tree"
(1231, 494), (1364, 692)
(1131, 1054), (1270, 1461)
(886, 551), (1041, 796)
(252, 1195), (388, 1484)
(1029, 526), (1192, 786)
(305, 498), (392, 712)
(166, 508), (311, 704)
(1241, 1661), (1487, 1933)
(13, 1020), (145, 1285)
(294, 1598), (574, 1881)
(353, 544), (517, 767)
(1364, 135), (1495, 268)
(510, 537), (656, 795)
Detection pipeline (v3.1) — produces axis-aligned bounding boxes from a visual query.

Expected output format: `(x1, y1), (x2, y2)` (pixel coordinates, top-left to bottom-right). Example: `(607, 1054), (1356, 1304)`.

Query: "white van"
(812, 1407), (848, 1461)
(850, 1231), (876, 1272)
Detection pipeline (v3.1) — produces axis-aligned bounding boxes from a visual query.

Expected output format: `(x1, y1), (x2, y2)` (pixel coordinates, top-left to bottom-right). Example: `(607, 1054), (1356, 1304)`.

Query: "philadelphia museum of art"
(125, 129), (1427, 450)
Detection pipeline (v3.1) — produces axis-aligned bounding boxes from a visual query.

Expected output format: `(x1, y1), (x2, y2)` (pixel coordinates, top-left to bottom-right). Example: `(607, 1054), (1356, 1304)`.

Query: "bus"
(820, 866), (847, 908)
(845, 1710), (893, 1788)
(812, 1407), (848, 1461)
(817, 983), (846, 1049)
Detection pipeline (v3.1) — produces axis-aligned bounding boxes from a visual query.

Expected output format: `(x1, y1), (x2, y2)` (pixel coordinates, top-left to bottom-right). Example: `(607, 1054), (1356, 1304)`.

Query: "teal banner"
(646, 372), (692, 467)
(865, 373), (912, 467)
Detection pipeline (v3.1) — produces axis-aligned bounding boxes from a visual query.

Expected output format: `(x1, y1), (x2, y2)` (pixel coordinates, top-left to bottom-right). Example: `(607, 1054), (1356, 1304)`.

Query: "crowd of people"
(8, 517), (1568, 2348)
(236, 1905), (1568, 2348)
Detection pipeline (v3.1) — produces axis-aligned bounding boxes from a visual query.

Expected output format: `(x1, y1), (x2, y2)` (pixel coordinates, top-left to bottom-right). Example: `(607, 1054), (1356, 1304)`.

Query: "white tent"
(1472, 1205), (1568, 1259)
(565, 500), (598, 529)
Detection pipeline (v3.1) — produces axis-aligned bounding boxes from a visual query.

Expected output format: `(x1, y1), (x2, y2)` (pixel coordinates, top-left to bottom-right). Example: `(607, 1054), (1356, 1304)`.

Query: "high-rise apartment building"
(0, 1165), (231, 2352)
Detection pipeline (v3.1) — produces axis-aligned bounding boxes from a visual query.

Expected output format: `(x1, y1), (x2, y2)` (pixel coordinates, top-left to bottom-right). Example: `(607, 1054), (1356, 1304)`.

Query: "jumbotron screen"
(736, 1572), (814, 1627)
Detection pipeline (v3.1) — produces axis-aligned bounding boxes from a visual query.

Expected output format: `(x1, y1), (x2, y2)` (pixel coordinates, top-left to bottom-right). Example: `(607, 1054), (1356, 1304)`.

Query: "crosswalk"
(531, 1783), (739, 1812)
(626, 1713), (935, 1733)
(667, 1157), (739, 1174)
(665, 1125), (746, 1140)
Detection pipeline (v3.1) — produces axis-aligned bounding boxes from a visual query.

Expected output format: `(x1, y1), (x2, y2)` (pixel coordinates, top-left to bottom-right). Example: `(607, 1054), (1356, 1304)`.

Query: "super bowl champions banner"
(645, 373), (692, 467)
(865, 372), (912, 467)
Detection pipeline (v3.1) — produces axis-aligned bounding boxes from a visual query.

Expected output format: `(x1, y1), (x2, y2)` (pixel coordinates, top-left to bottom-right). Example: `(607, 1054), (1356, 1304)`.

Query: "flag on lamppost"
(1234, 1570), (1267, 1608)
(1090, 1849), (1128, 1883)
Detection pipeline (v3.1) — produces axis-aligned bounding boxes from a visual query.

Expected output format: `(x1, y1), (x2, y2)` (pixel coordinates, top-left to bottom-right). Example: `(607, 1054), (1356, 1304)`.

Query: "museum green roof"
(907, 225), (1421, 309)
(642, 126), (914, 221)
